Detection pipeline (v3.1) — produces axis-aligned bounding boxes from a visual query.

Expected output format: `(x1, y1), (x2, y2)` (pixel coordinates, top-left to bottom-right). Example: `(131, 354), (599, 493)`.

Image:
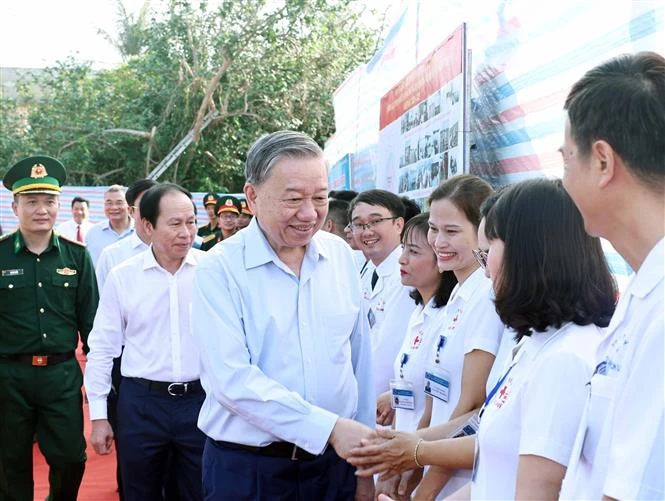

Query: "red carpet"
(33, 347), (119, 500)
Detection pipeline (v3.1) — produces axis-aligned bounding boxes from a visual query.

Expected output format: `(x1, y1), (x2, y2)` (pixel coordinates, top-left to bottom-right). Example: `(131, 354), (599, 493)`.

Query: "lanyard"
(399, 353), (409, 378)
(479, 362), (515, 419)
(434, 334), (447, 364)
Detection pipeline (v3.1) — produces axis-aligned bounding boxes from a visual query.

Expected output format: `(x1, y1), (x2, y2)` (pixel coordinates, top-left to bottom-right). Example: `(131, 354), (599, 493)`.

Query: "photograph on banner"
(377, 24), (466, 208)
(351, 145), (378, 192)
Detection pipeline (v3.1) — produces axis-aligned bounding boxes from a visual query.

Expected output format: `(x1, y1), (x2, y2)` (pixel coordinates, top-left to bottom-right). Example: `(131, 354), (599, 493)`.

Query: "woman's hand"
(347, 427), (420, 478)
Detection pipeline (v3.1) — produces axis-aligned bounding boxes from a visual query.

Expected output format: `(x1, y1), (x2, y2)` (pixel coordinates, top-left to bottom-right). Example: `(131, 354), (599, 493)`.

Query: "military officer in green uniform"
(197, 192), (221, 251)
(0, 156), (99, 501)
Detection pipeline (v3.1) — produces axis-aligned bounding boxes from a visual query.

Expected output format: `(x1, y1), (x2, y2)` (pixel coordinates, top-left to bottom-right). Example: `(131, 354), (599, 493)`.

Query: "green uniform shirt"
(198, 223), (222, 251)
(0, 231), (99, 355)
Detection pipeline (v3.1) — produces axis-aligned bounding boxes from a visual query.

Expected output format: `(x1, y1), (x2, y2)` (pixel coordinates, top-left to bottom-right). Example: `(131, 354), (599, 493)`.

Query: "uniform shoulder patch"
(58, 234), (86, 247)
(201, 233), (216, 243)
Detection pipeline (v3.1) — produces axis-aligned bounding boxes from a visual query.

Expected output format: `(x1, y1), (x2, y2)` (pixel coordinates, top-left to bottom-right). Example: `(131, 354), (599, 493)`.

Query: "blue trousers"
(202, 438), (357, 500)
(116, 378), (205, 501)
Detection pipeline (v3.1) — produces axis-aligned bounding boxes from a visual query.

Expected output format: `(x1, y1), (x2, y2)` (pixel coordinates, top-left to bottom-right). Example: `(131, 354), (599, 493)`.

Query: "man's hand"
(90, 419), (114, 455)
(376, 391), (395, 426)
(347, 427), (420, 478)
(329, 417), (376, 460)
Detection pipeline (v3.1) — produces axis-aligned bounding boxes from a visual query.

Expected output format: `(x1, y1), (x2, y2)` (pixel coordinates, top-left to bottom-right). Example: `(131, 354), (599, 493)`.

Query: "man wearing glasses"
(85, 184), (134, 265)
(349, 190), (417, 401)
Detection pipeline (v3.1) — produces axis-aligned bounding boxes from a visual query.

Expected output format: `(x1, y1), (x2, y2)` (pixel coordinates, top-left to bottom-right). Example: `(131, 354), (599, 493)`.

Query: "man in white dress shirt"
(192, 130), (376, 500)
(85, 185), (134, 265)
(559, 52), (664, 500)
(349, 189), (416, 400)
(92, 178), (157, 499)
(55, 196), (94, 242)
(85, 183), (206, 500)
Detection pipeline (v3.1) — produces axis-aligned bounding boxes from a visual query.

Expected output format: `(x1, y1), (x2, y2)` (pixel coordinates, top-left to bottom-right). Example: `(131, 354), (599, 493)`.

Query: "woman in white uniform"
(349, 179), (616, 501)
(375, 213), (457, 500)
(417, 175), (504, 499)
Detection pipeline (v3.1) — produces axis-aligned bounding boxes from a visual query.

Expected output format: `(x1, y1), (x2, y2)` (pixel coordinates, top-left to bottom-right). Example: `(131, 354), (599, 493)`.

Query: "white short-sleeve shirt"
(561, 238), (664, 500)
(472, 322), (601, 500)
(426, 268), (504, 499)
(429, 268), (503, 426)
(392, 298), (447, 432)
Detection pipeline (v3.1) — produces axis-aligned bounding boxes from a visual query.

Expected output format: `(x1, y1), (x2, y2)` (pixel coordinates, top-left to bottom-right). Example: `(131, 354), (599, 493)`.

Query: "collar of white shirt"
(629, 237), (664, 299)
(142, 244), (201, 272)
(451, 266), (487, 303)
(374, 245), (401, 278)
(243, 218), (330, 270)
(100, 218), (135, 232)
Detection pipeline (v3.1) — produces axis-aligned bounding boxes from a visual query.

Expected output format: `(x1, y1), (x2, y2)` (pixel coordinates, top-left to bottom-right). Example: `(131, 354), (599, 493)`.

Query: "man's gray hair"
(245, 130), (323, 185)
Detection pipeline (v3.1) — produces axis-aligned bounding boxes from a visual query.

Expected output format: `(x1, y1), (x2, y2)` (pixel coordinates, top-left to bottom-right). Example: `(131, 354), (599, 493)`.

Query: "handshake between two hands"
(330, 417), (422, 479)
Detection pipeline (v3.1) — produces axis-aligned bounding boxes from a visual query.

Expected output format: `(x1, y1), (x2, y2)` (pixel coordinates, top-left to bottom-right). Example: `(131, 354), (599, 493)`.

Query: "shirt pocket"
(323, 313), (355, 365)
(49, 271), (79, 317)
(0, 275), (30, 314)
(582, 372), (617, 463)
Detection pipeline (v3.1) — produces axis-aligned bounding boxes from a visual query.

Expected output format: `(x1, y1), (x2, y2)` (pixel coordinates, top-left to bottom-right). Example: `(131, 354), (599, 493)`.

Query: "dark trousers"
(116, 377), (205, 501)
(108, 355), (123, 500)
(202, 438), (357, 501)
(0, 358), (86, 501)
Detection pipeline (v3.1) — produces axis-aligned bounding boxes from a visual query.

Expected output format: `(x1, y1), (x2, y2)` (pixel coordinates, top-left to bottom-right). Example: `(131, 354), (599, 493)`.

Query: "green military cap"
(3, 155), (66, 195)
(239, 198), (253, 216)
(203, 193), (220, 207)
(215, 195), (242, 215)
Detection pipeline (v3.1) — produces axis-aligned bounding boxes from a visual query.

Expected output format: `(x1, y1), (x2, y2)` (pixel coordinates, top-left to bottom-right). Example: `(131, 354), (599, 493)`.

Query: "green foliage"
(1, 0), (381, 192)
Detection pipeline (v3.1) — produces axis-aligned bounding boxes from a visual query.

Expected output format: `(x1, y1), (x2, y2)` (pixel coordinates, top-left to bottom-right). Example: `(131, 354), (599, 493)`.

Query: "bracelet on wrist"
(414, 438), (424, 468)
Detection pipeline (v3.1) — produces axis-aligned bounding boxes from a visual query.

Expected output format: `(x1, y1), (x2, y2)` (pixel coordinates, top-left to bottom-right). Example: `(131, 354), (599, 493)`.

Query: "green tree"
(2, 0), (382, 192)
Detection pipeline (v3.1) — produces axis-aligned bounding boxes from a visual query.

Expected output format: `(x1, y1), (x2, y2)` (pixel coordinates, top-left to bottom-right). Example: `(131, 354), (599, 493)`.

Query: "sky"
(1, 0), (155, 69)
(1, 0), (402, 70)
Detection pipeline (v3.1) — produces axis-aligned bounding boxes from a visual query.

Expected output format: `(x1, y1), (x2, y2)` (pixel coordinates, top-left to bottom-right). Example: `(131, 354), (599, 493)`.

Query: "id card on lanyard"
(425, 334), (451, 402)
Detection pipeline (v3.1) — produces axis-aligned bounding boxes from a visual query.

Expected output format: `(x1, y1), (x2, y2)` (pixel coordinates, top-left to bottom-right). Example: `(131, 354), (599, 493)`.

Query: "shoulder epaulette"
(0, 232), (12, 242)
(198, 224), (209, 230)
(57, 234), (87, 247)
(201, 233), (216, 243)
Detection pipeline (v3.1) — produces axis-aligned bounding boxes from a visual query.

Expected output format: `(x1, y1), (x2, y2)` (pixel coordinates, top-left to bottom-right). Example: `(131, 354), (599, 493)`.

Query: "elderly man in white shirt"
(95, 179), (157, 291)
(85, 185), (134, 265)
(85, 183), (206, 501)
(559, 52), (664, 501)
(55, 195), (94, 242)
(192, 130), (376, 501)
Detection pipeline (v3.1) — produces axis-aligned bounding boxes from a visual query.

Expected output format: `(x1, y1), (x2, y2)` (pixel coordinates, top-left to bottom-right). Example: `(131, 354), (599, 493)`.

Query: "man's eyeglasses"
(472, 248), (488, 269)
(349, 217), (398, 233)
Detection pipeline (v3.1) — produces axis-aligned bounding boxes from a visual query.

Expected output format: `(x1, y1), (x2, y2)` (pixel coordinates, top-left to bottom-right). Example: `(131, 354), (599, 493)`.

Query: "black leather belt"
(213, 439), (319, 461)
(0, 351), (75, 367)
(131, 377), (202, 396)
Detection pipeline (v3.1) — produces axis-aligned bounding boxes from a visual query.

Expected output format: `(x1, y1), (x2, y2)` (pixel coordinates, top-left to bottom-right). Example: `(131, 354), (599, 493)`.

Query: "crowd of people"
(0, 51), (662, 501)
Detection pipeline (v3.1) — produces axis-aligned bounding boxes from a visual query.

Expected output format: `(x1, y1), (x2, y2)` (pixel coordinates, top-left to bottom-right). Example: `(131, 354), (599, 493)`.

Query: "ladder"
(147, 111), (218, 180)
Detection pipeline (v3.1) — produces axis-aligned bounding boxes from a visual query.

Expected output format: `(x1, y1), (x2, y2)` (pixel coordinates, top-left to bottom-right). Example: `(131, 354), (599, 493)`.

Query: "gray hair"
(245, 130), (323, 185)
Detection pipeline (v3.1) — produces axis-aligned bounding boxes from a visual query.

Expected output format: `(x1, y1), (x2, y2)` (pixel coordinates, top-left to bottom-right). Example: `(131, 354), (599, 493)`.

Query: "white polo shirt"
(392, 298), (447, 432)
(560, 237), (664, 500)
(472, 322), (601, 500)
(426, 268), (504, 499)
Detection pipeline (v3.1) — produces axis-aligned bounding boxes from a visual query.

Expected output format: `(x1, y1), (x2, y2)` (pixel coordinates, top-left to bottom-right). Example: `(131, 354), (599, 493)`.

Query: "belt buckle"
(32, 355), (48, 366)
(167, 382), (188, 396)
(290, 444), (299, 461)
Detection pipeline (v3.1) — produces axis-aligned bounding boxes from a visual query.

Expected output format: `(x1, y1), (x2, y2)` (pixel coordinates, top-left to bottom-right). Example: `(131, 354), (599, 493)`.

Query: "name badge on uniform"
(56, 267), (77, 276)
(424, 367), (451, 403)
(390, 379), (415, 410)
(1, 269), (24, 277)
